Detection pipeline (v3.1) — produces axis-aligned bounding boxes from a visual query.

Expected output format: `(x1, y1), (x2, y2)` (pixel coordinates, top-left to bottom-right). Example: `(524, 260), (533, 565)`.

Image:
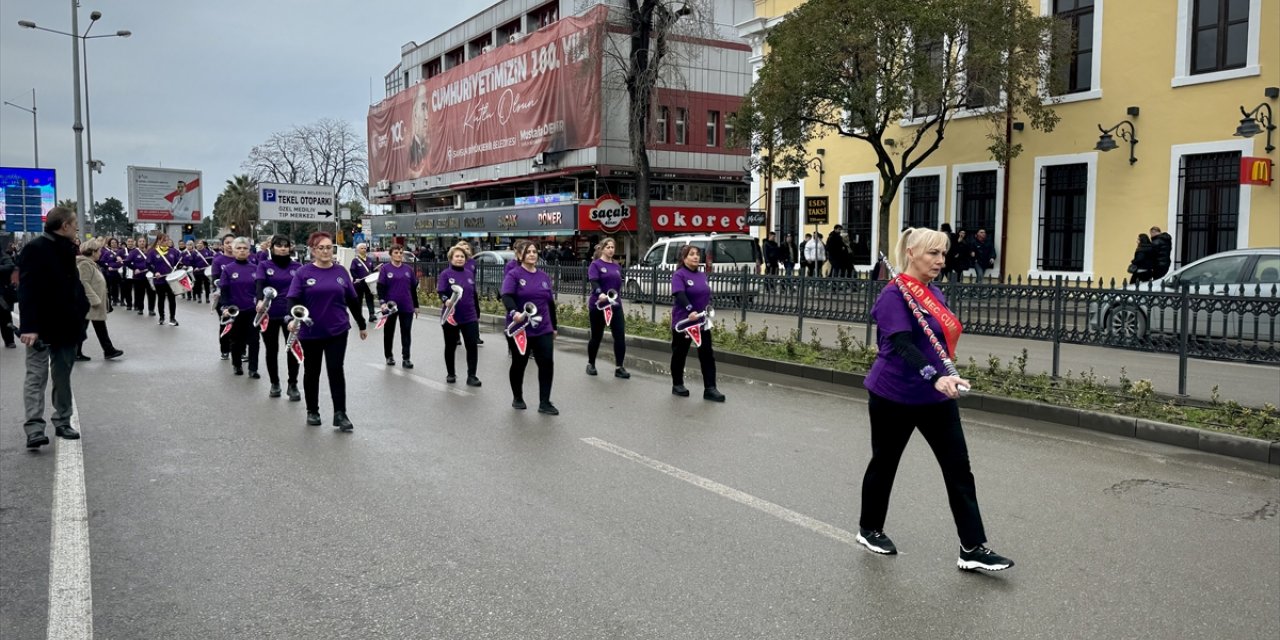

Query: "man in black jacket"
(1149, 226), (1173, 278)
(763, 232), (780, 276)
(17, 207), (90, 449)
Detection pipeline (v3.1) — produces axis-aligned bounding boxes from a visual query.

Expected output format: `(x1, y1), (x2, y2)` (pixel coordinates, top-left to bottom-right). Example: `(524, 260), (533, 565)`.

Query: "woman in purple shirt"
(438, 245), (481, 386)
(287, 232), (368, 431)
(349, 243), (378, 320)
(147, 233), (183, 326)
(99, 238), (124, 308)
(129, 236), (155, 317)
(670, 245), (724, 402)
(116, 239), (134, 310)
(376, 244), (419, 368)
(585, 237), (629, 379)
(188, 239), (214, 304)
(256, 235), (303, 400)
(217, 237), (261, 378)
(210, 234), (236, 360)
(855, 228), (1013, 572)
(501, 239), (558, 415)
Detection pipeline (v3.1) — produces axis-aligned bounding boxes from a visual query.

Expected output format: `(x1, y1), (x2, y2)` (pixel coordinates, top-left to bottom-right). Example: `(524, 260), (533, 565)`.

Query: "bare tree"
(243, 118), (368, 203)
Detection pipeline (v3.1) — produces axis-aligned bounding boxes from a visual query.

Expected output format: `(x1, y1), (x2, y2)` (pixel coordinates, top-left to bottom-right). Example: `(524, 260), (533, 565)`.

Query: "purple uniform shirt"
(671, 267), (711, 329)
(98, 247), (123, 274)
(147, 247), (183, 286)
(256, 259), (302, 318)
(377, 261), (418, 310)
(437, 265), (478, 325)
(501, 267), (555, 337)
(864, 283), (952, 405)
(218, 260), (258, 310)
(127, 248), (149, 279)
(588, 259), (624, 308)
(252, 249), (269, 265)
(350, 255), (374, 280)
(287, 263), (360, 340)
(211, 253), (233, 282)
(189, 249), (213, 270)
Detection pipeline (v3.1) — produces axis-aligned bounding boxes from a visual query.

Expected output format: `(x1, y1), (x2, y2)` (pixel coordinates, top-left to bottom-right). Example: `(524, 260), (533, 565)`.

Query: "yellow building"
(739, 0), (1279, 280)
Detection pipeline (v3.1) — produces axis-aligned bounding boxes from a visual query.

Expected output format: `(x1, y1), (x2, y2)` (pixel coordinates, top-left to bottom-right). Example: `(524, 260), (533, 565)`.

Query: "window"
(776, 187), (800, 241)
(842, 181), (874, 265)
(724, 112), (736, 148)
(1038, 163), (1088, 272)
(1053, 0), (1095, 94)
(912, 39), (945, 116)
(675, 108), (688, 145)
(656, 107), (669, 144)
(957, 170), (998, 236)
(904, 175), (940, 229)
(1248, 255), (1280, 284)
(1191, 0), (1249, 74)
(706, 111), (720, 147)
(1177, 151), (1240, 266)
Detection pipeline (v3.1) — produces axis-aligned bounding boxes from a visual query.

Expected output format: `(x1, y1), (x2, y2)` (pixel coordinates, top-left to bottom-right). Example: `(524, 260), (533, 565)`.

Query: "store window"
(707, 111), (720, 147)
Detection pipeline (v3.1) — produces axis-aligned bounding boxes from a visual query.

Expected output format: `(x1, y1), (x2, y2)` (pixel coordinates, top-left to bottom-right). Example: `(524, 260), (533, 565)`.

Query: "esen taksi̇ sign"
(258, 182), (338, 222)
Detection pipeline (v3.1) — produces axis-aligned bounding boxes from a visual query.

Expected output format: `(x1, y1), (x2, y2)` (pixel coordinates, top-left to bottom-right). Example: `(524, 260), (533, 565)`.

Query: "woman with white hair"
(75, 238), (124, 361)
(217, 237), (261, 378)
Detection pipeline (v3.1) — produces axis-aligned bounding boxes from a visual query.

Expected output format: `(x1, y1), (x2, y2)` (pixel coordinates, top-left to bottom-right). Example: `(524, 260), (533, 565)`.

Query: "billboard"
(127, 166), (203, 221)
(0, 167), (56, 224)
(258, 182), (337, 222)
(367, 5), (604, 185)
(577, 198), (748, 234)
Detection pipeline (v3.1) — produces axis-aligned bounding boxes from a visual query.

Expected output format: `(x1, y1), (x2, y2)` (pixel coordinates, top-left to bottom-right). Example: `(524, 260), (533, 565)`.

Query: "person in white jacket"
(803, 232), (827, 277)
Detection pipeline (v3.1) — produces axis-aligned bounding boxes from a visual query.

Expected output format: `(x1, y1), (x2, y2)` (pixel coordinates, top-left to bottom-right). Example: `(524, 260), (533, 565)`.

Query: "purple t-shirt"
(218, 260), (258, 311)
(252, 250), (269, 265)
(377, 262), (418, 310)
(501, 267), (555, 337)
(211, 253), (233, 282)
(349, 255), (374, 280)
(148, 247), (183, 285)
(127, 248), (149, 278)
(437, 265), (478, 325)
(589, 259), (624, 308)
(98, 247), (122, 273)
(864, 283), (952, 405)
(287, 263), (360, 339)
(256, 259), (302, 318)
(671, 267), (711, 329)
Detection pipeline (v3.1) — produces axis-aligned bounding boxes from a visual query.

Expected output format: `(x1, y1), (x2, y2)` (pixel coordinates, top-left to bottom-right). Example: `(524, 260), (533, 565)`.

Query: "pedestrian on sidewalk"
(438, 245), (482, 387)
(1128, 234), (1157, 283)
(75, 238), (124, 362)
(17, 206), (90, 449)
(287, 231), (368, 431)
(256, 235), (303, 400)
(763, 232), (780, 277)
(780, 234), (797, 277)
(670, 245), (724, 402)
(855, 226), (1014, 572)
(946, 229), (973, 282)
(376, 244), (419, 369)
(585, 237), (629, 379)
(970, 228), (996, 281)
(502, 239), (559, 415)
(1149, 226), (1173, 279)
(803, 232), (827, 277)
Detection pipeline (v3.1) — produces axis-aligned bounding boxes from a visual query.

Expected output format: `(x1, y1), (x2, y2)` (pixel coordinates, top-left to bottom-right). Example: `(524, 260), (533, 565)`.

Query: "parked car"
(623, 233), (762, 303)
(1088, 248), (1280, 340)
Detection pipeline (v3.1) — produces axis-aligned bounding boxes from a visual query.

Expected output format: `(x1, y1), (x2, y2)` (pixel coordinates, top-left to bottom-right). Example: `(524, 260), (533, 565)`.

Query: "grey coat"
(76, 255), (109, 321)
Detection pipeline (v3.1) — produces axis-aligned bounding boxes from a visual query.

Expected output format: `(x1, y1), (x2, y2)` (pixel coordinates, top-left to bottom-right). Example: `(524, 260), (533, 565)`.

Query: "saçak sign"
(577, 196), (748, 234)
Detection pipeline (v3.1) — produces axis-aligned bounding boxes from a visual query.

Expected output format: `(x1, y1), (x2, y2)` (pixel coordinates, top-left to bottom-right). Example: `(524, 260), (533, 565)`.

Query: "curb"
(478, 313), (1277, 466)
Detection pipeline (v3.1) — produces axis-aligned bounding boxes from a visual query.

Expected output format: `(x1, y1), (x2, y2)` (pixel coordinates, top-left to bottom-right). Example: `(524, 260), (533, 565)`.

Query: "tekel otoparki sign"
(258, 182), (338, 222)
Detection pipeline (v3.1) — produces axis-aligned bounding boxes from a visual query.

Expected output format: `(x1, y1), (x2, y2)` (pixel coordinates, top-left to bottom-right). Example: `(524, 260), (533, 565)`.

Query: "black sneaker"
(512, 399), (527, 410)
(672, 385), (690, 397)
(585, 363), (598, 376)
(220, 353), (230, 360)
(104, 349), (124, 360)
(248, 371), (261, 379)
(168, 319), (179, 326)
(703, 388), (726, 402)
(137, 310), (143, 315)
(269, 384), (281, 398)
(76, 354), (92, 362)
(957, 545), (1014, 572)
(446, 374), (457, 383)
(233, 367), (244, 376)
(157, 317), (165, 325)
(402, 360), (413, 369)
(615, 367), (630, 379)
(466, 376), (482, 387)
(287, 384), (301, 401)
(537, 402), (559, 415)
(386, 357), (395, 366)
(306, 412), (322, 426)
(855, 529), (898, 555)
(333, 412), (354, 432)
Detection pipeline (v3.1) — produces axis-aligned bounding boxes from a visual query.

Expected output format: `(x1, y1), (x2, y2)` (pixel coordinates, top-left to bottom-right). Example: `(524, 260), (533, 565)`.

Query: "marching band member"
(147, 233), (183, 326)
(256, 235), (302, 399)
(99, 237), (124, 308)
(376, 243), (419, 368)
(287, 232), (368, 431)
(670, 245), (724, 402)
(854, 228), (1013, 572)
(189, 239), (214, 304)
(438, 245), (481, 386)
(128, 236), (155, 317)
(455, 240), (485, 345)
(501, 240), (558, 415)
(217, 237), (261, 377)
(179, 241), (196, 301)
(349, 243), (378, 320)
(585, 237), (629, 379)
(116, 238), (134, 310)
(211, 234), (235, 360)
(253, 238), (270, 265)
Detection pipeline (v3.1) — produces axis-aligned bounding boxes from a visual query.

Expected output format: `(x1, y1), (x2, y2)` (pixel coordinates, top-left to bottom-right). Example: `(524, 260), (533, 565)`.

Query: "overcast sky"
(0, 0), (495, 218)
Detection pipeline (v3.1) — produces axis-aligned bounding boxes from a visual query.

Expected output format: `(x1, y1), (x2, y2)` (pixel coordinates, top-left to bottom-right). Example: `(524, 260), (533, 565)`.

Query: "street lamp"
(18, 4), (130, 235)
(2, 89), (38, 166)
(1095, 106), (1140, 165)
(1233, 87), (1278, 154)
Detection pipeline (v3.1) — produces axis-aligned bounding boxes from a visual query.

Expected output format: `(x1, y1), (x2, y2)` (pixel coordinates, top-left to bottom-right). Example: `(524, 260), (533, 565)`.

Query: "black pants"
(106, 273), (121, 304)
(261, 317), (299, 385)
(156, 284), (177, 320)
(442, 321), (479, 377)
(859, 391), (987, 548)
(587, 306), (626, 367)
(508, 332), (553, 403)
(135, 279), (155, 312)
(228, 312), (259, 372)
(670, 328), (717, 389)
(355, 282), (377, 318)
(78, 320), (117, 356)
(302, 332), (349, 413)
(1, 302), (15, 346)
(193, 271), (211, 301)
(382, 310), (413, 360)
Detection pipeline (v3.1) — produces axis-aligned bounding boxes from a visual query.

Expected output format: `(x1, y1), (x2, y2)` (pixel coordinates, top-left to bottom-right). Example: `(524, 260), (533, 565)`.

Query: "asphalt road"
(2, 300), (1278, 639)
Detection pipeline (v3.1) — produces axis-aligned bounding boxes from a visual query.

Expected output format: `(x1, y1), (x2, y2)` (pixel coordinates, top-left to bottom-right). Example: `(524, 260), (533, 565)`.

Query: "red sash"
(897, 274), (963, 358)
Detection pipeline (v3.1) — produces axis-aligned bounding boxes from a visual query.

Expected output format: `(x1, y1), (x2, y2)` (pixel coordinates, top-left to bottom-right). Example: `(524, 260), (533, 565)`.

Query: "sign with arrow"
(257, 182), (337, 222)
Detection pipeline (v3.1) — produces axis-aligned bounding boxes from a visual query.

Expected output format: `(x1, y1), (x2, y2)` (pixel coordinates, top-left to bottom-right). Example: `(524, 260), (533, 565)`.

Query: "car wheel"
(1106, 304), (1148, 340)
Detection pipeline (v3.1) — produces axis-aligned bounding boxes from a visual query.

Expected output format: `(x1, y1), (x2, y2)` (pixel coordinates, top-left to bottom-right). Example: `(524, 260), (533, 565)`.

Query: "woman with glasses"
(376, 244), (419, 369)
(217, 237), (260, 378)
(256, 235), (303, 399)
(501, 239), (558, 415)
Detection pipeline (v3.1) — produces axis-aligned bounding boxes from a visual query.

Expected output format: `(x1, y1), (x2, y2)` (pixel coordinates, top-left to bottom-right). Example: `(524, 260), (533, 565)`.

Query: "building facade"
(740, 0), (1279, 280)
(368, 0), (756, 263)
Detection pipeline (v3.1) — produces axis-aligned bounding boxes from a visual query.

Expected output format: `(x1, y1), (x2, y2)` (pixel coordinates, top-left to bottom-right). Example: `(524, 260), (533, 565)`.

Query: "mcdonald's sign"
(1240, 156), (1273, 186)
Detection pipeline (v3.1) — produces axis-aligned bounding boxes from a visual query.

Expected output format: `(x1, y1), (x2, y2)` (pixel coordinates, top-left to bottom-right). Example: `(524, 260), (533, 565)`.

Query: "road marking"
(580, 437), (860, 549)
(364, 362), (474, 396)
(47, 398), (92, 640)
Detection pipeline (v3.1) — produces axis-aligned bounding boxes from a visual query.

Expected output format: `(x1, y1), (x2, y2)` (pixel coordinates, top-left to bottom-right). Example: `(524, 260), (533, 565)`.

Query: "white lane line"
(47, 398), (92, 640)
(580, 437), (860, 549)
(364, 362), (475, 396)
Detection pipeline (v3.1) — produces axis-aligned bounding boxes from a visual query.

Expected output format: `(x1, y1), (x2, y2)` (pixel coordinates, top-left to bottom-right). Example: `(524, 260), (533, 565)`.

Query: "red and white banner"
(577, 196), (748, 234)
(368, 6), (604, 184)
(127, 166), (203, 222)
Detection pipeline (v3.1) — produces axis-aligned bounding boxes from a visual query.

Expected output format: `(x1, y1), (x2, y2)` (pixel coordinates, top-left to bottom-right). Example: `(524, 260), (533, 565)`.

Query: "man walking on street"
(17, 206), (90, 449)
(1150, 226), (1173, 278)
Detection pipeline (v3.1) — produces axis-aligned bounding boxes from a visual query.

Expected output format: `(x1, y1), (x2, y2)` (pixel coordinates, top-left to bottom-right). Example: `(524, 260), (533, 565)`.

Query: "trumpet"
(440, 284), (463, 325)
(374, 300), (399, 320)
(504, 302), (541, 337)
(673, 305), (715, 333)
(595, 288), (619, 311)
(253, 287), (277, 328)
(220, 305), (240, 326)
(284, 305), (312, 353)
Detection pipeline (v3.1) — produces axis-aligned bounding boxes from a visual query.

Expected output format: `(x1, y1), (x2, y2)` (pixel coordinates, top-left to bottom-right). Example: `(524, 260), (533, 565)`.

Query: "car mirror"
(1164, 274), (1179, 286)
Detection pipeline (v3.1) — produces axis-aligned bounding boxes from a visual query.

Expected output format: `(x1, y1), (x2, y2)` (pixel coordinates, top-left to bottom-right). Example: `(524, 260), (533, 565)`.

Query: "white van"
(623, 234), (760, 301)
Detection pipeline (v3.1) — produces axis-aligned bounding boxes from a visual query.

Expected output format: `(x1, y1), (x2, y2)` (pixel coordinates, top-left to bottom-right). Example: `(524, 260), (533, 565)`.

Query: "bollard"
(1178, 284), (1190, 396)
(1051, 275), (1062, 378)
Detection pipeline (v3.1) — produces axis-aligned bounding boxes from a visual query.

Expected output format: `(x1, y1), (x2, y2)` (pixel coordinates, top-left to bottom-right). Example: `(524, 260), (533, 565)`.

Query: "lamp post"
(1234, 87), (1278, 154)
(17, 3), (130, 235)
(2, 89), (38, 166)
(1095, 106), (1141, 166)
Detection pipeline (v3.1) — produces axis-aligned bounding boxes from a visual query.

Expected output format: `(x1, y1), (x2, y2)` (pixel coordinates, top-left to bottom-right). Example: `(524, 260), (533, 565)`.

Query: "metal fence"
(421, 261), (1280, 393)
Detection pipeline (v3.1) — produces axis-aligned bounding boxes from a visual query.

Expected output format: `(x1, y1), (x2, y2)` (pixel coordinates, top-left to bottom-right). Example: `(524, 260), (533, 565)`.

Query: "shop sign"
(1240, 156), (1273, 186)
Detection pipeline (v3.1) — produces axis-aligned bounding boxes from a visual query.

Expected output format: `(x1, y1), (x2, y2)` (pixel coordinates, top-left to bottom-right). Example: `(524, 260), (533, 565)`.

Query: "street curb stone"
(479, 313), (1277, 466)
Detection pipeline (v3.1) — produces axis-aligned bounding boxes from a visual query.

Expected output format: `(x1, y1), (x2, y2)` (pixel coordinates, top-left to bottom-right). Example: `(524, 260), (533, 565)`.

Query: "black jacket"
(763, 239), (780, 264)
(971, 237), (997, 269)
(17, 233), (89, 346)
(0, 252), (16, 304)
(1152, 232), (1173, 275)
(1130, 241), (1156, 273)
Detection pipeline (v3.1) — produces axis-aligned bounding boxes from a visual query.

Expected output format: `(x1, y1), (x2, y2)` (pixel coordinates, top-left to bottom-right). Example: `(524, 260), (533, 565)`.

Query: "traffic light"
(230, 223), (237, 232)
(355, 221), (363, 232)
(184, 224), (194, 234)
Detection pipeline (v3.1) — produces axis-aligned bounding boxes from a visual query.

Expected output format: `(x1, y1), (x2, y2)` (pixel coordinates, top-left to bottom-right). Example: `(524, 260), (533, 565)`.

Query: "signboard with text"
(805, 196), (829, 225)
(258, 182), (338, 222)
(0, 167), (55, 230)
(577, 199), (747, 234)
(127, 166), (203, 221)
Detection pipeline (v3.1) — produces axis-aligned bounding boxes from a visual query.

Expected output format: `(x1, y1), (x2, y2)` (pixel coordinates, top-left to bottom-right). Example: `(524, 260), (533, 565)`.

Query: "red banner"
(1240, 156), (1273, 186)
(577, 197), (747, 234)
(368, 7), (604, 185)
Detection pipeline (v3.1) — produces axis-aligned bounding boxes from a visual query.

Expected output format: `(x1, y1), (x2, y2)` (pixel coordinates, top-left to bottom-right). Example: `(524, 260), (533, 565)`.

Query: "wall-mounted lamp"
(806, 148), (826, 188)
(1234, 87), (1277, 154)
(1095, 106), (1140, 165)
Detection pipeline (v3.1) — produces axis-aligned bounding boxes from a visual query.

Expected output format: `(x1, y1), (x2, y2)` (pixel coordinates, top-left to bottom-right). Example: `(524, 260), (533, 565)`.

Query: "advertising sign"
(805, 196), (829, 225)
(367, 5), (604, 184)
(577, 200), (747, 234)
(1240, 156), (1273, 186)
(258, 182), (338, 222)
(0, 167), (55, 230)
(127, 166), (203, 221)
